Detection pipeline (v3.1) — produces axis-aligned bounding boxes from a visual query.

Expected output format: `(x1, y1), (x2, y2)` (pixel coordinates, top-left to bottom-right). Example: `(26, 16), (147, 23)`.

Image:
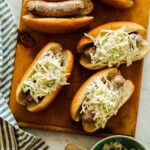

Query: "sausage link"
(55, 52), (64, 65)
(83, 46), (96, 60)
(111, 75), (125, 89)
(26, 0), (85, 17)
(82, 110), (95, 123)
(107, 69), (120, 80)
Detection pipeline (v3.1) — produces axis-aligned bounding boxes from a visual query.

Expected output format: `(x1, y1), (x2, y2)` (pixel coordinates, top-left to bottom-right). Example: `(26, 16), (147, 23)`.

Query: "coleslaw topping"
(22, 50), (69, 103)
(85, 27), (141, 67)
(80, 76), (124, 128)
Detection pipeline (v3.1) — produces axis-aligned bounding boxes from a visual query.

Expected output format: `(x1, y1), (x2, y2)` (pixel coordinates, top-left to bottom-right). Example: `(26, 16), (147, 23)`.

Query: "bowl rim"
(91, 135), (147, 150)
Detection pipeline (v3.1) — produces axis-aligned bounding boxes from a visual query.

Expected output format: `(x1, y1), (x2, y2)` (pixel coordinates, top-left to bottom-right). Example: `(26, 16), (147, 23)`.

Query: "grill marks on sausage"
(26, 0), (85, 17)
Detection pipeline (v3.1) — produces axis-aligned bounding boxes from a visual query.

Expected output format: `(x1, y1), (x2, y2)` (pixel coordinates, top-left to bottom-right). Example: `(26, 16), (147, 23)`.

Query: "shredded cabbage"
(85, 27), (140, 67)
(80, 76), (124, 128)
(22, 50), (69, 103)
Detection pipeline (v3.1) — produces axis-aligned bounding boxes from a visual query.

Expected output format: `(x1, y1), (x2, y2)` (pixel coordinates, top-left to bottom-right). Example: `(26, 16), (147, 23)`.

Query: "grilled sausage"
(26, 0), (85, 17)
(111, 75), (125, 88)
(55, 52), (64, 65)
(82, 110), (95, 123)
(26, 93), (34, 102)
(83, 46), (96, 60)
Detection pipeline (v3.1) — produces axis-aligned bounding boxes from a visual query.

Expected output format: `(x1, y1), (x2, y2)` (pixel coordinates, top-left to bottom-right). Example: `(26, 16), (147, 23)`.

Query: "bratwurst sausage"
(26, 0), (86, 17)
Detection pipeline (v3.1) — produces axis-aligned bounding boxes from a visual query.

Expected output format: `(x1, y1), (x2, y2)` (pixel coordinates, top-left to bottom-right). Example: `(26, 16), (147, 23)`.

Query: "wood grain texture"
(9, 0), (150, 137)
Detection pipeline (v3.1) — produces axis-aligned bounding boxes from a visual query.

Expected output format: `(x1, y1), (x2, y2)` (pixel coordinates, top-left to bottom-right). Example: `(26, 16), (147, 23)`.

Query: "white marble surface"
(8, 0), (150, 149)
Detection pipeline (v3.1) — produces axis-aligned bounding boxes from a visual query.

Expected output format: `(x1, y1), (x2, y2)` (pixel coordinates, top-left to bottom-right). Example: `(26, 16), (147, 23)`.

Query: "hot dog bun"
(99, 0), (134, 9)
(23, 14), (94, 34)
(77, 22), (150, 70)
(71, 68), (134, 132)
(23, 0), (94, 33)
(16, 42), (74, 112)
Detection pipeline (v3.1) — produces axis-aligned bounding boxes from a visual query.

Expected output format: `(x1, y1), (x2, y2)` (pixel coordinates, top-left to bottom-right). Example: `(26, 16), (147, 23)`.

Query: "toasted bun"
(71, 68), (134, 132)
(16, 42), (74, 112)
(99, 0), (134, 9)
(22, 0), (94, 33)
(23, 14), (94, 34)
(77, 22), (149, 70)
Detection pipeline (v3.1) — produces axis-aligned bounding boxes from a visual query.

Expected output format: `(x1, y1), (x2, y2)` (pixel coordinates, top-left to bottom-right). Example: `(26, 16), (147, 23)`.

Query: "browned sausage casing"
(26, 0), (86, 17)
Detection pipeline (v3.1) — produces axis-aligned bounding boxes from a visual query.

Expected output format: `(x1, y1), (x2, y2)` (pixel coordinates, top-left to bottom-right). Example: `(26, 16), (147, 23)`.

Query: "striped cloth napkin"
(0, 0), (49, 149)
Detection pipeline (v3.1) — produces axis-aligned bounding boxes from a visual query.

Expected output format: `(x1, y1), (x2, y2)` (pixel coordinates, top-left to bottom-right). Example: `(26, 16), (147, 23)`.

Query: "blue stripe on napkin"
(0, 0), (49, 149)
(0, 120), (18, 149)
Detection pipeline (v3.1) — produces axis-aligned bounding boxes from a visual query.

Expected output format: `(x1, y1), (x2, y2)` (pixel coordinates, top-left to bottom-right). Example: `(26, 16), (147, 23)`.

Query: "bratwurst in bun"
(71, 68), (134, 132)
(77, 22), (150, 70)
(23, 0), (94, 33)
(16, 42), (74, 112)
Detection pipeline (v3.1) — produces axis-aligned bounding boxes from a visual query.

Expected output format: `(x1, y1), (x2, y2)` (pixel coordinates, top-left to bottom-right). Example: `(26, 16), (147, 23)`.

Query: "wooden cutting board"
(9, 0), (150, 137)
